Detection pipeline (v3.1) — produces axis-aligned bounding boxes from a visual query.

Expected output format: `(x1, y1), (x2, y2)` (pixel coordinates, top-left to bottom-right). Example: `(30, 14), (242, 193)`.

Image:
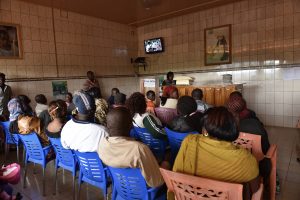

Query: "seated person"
(61, 90), (108, 152)
(160, 87), (179, 109)
(86, 87), (109, 126)
(107, 88), (119, 107)
(112, 93), (126, 108)
(146, 90), (156, 114)
(227, 96), (270, 154)
(173, 107), (259, 184)
(168, 96), (203, 133)
(65, 92), (76, 115)
(8, 96), (50, 147)
(46, 100), (67, 138)
(34, 94), (48, 117)
(191, 88), (211, 112)
(127, 92), (166, 139)
(98, 107), (165, 188)
(17, 95), (33, 116)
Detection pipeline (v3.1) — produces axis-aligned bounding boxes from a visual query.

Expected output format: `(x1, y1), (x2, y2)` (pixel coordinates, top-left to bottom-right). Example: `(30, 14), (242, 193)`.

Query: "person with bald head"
(98, 107), (165, 188)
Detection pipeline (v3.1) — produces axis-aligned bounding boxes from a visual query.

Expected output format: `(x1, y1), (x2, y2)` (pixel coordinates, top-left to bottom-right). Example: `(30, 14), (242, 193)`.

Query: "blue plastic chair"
(18, 133), (53, 196)
(130, 128), (139, 140)
(108, 167), (166, 200)
(0, 121), (22, 163)
(165, 127), (198, 164)
(133, 127), (166, 162)
(49, 138), (77, 199)
(74, 151), (108, 199)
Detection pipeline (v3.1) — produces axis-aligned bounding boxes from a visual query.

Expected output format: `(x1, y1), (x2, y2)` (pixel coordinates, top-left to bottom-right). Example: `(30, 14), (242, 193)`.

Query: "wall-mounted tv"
(144, 37), (164, 54)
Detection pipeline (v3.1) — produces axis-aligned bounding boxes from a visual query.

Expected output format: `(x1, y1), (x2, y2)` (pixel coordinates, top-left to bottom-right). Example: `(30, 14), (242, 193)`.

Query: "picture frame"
(0, 23), (22, 59)
(204, 24), (231, 66)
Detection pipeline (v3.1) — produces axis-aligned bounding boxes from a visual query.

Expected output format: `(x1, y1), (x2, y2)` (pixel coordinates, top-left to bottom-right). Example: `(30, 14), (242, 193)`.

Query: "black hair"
(167, 71), (174, 79)
(192, 88), (203, 100)
(203, 106), (239, 142)
(112, 88), (120, 93)
(229, 91), (242, 99)
(17, 95), (33, 116)
(86, 87), (102, 98)
(48, 99), (67, 122)
(35, 94), (47, 104)
(0, 73), (5, 79)
(146, 90), (155, 99)
(177, 96), (197, 116)
(126, 92), (146, 117)
(87, 71), (94, 76)
(114, 93), (126, 105)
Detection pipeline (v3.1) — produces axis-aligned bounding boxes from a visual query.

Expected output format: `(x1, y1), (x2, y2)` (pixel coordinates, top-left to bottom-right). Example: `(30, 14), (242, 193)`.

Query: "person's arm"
(137, 144), (164, 188)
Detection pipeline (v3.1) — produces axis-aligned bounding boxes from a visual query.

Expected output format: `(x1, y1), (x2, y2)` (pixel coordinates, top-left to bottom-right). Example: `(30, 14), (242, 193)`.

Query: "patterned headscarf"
(8, 98), (24, 121)
(73, 90), (95, 115)
(95, 98), (108, 126)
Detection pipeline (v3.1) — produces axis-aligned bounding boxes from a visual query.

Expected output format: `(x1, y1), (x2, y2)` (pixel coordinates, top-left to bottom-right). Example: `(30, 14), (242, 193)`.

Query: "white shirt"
(35, 103), (49, 117)
(160, 98), (178, 109)
(61, 119), (108, 152)
(133, 112), (162, 128)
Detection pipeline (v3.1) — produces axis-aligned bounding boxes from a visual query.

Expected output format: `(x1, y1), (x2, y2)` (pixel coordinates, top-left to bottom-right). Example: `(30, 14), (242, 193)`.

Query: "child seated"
(35, 94), (48, 117)
(146, 90), (156, 113)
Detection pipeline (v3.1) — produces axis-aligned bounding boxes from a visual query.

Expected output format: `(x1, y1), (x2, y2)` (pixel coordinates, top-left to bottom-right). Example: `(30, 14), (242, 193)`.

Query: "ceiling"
(21, 0), (240, 26)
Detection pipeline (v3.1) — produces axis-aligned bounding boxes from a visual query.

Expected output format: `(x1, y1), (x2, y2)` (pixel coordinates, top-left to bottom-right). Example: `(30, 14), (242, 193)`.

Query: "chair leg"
(78, 182), (81, 200)
(16, 145), (19, 163)
(4, 143), (8, 164)
(23, 162), (27, 188)
(42, 167), (46, 196)
(72, 175), (75, 200)
(33, 163), (37, 174)
(53, 167), (58, 195)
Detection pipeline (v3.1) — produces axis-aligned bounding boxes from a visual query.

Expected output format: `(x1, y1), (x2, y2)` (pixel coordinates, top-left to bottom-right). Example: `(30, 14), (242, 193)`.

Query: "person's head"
(35, 94), (47, 105)
(0, 73), (5, 87)
(0, 30), (10, 49)
(8, 98), (23, 121)
(167, 71), (174, 81)
(65, 92), (73, 103)
(126, 92), (147, 117)
(177, 96), (197, 116)
(170, 87), (179, 99)
(146, 90), (155, 101)
(106, 107), (132, 137)
(192, 88), (203, 100)
(229, 91), (242, 100)
(73, 90), (95, 121)
(227, 96), (246, 114)
(203, 107), (239, 142)
(114, 93), (126, 105)
(111, 88), (120, 96)
(86, 87), (102, 99)
(17, 95), (32, 115)
(87, 71), (95, 81)
(48, 99), (67, 121)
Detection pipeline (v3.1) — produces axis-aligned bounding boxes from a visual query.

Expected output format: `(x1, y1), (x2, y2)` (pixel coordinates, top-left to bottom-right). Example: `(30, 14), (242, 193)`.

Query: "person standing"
(0, 73), (12, 120)
(83, 71), (100, 91)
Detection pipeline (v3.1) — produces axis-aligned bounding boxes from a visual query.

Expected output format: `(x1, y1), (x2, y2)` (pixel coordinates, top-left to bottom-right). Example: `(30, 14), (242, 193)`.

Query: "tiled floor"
(0, 126), (299, 200)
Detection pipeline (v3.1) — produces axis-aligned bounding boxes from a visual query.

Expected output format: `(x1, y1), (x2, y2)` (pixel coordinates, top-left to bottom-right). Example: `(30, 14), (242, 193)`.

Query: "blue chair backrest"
(18, 132), (45, 161)
(129, 128), (139, 140)
(49, 138), (76, 170)
(133, 127), (166, 161)
(108, 167), (149, 200)
(0, 121), (17, 144)
(74, 151), (106, 183)
(165, 127), (198, 163)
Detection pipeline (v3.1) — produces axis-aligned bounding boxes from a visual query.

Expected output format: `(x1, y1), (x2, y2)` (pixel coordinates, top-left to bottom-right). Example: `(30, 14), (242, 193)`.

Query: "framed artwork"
(204, 24), (231, 65)
(0, 23), (22, 59)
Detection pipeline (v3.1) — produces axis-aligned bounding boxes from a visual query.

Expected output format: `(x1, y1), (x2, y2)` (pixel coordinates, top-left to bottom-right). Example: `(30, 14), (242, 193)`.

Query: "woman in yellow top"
(173, 106), (259, 183)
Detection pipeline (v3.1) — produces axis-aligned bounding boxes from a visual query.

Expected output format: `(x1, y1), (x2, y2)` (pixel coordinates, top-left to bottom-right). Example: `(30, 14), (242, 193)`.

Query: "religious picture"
(204, 24), (231, 65)
(0, 23), (22, 58)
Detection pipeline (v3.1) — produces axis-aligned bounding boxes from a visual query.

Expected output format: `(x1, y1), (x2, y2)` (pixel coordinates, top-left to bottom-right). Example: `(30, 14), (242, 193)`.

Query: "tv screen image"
(144, 38), (164, 54)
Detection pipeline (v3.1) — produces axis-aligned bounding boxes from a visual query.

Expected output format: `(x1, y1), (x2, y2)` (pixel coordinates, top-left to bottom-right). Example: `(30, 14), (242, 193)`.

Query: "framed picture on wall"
(0, 23), (22, 59)
(204, 24), (231, 65)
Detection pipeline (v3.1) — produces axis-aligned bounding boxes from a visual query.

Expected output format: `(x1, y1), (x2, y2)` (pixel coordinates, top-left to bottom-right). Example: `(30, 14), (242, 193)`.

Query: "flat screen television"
(144, 37), (164, 54)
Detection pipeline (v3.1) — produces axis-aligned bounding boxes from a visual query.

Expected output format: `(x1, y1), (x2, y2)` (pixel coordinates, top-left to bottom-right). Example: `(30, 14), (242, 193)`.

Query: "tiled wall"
(137, 0), (300, 128)
(137, 0), (300, 72)
(0, 0), (137, 78)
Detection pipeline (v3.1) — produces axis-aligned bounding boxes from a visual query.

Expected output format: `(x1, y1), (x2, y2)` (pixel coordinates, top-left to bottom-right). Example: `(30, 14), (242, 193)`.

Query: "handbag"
(0, 163), (21, 185)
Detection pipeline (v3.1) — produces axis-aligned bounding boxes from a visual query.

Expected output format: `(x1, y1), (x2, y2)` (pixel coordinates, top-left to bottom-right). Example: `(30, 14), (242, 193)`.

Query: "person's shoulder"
(183, 134), (200, 143)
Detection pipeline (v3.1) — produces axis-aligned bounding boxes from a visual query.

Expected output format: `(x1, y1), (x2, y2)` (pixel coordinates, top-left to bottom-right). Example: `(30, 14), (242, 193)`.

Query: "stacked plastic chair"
(74, 151), (108, 199)
(49, 138), (77, 200)
(154, 107), (177, 125)
(0, 121), (22, 163)
(108, 167), (166, 200)
(18, 132), (53, 196)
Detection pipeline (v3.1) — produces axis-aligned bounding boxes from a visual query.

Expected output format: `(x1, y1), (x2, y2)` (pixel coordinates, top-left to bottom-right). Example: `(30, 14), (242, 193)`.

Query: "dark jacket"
(168, 112), (203, 133)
